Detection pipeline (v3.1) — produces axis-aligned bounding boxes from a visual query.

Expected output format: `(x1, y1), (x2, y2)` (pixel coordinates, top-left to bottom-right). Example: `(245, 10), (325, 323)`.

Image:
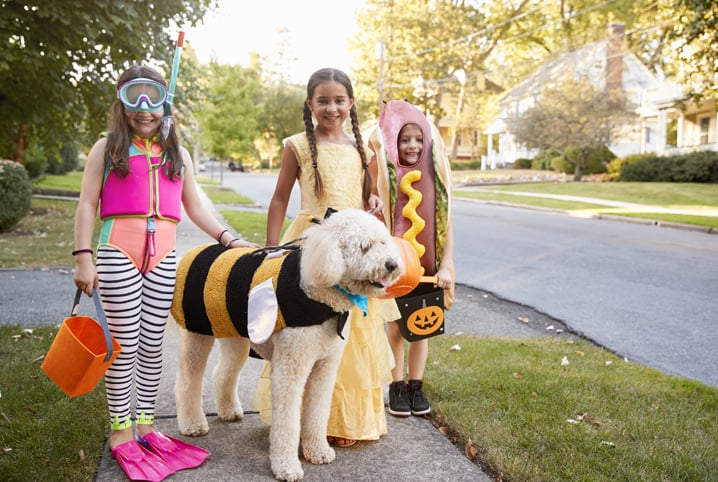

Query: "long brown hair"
(303, 68), (372, 204)
(104, 65), (182, 180)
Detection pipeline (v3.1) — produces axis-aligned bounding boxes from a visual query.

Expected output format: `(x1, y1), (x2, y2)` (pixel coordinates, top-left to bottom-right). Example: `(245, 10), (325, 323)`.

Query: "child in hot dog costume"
(368, 100), (455, 417)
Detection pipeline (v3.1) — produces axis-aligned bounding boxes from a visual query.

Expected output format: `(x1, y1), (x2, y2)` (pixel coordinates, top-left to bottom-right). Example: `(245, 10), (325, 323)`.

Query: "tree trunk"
(14, 122), (28, 164)
(573, 154), (586, 181)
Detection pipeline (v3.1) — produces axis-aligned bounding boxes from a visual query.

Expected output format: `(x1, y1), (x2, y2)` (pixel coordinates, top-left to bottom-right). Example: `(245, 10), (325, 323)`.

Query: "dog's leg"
(176, 329), (214, 436)
(213, 337), (250, 422)
(300, 352), (341, 465)
(268, 331), (315, 481)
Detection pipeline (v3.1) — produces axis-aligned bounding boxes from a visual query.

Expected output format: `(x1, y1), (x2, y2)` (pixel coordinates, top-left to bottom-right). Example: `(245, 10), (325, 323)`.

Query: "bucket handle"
(72, 288), (114, 362)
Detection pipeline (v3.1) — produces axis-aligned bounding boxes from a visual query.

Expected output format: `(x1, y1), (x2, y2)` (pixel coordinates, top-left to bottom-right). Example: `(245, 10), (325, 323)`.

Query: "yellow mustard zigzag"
(400, 170), (426, 270)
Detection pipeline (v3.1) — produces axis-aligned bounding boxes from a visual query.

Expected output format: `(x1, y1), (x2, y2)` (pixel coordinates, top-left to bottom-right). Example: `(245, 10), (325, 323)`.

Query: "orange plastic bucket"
(42, 289), (121, 397)
(381, 237), (431, 299)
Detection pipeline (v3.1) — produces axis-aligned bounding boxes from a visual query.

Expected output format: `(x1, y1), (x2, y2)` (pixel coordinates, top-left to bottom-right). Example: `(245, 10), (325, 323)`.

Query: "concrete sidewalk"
(93, 191), (506, 482)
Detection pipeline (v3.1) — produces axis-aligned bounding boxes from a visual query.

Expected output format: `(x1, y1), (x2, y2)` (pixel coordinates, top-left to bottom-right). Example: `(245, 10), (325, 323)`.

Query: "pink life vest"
(100, 137), (182, 222)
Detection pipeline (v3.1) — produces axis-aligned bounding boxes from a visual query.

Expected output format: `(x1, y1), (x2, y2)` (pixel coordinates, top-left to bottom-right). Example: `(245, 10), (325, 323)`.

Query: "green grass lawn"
(455, 181), (718, 228)
(2, 171), (715, 480)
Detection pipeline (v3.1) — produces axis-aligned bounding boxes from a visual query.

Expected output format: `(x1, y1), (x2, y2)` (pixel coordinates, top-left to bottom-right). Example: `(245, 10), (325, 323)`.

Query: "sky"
(181, 0), (365, 83)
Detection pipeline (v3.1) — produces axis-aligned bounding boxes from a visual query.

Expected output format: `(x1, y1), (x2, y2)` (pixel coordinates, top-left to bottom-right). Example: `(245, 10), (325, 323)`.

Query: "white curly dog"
(170, 208), (402, 481)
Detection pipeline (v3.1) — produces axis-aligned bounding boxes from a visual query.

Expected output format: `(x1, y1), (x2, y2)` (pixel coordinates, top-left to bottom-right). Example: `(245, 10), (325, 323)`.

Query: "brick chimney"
(606, 22), (625, 108)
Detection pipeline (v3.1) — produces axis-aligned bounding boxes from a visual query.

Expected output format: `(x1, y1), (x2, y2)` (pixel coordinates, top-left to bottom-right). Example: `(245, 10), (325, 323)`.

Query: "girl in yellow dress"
(256, 68), (398, 446)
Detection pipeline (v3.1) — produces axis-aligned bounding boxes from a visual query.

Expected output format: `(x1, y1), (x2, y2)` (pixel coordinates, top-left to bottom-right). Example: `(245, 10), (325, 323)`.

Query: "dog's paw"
(217, 405), (243, 422)
(178, 418), (209, 437)
(303, 443), (335, 465)
(271, 458), (304, 481)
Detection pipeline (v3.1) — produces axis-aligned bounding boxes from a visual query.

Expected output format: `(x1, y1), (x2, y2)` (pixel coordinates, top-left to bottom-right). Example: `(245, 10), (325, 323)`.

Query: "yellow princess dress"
(254, 132), (398, 441)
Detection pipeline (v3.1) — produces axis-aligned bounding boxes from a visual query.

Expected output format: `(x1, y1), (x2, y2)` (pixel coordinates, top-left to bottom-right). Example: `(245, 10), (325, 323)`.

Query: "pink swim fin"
(138, 432), (211, 472)
(111, 439), (175, 482)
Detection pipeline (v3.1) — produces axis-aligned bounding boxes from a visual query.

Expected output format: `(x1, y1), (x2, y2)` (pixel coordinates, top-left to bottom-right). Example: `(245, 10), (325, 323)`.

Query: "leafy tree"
(0, 0), (216, 167)
(196, 62), (260, 167)
(664, 0), (718, 101)
(506, 78), (621, 181)
(253, 79), (305, 168)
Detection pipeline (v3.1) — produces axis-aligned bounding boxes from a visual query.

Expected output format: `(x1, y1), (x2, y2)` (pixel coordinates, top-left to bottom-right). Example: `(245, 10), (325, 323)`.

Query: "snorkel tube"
(161, 30), (185, 140)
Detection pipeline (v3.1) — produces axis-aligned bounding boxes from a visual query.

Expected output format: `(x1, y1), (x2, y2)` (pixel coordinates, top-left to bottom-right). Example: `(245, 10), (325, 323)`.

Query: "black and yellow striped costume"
(171, 243), (349, 339)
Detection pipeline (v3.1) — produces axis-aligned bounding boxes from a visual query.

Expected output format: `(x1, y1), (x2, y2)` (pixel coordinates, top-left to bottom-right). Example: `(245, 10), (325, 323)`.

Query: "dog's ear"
(300, 224), (344, 287)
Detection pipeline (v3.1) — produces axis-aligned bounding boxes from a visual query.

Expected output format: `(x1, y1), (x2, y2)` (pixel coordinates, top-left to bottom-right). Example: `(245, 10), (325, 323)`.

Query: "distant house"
(482, 22), (706, 168)
(639, 82), (717, 156)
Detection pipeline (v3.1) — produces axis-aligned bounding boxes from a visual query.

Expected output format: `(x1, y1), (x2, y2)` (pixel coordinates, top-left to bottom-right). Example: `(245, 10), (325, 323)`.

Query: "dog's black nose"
(385, 258), (398, 272)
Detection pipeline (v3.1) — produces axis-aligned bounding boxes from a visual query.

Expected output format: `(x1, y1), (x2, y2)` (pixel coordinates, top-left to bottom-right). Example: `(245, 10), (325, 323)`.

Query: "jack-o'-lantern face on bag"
(407, 301), (444, 336)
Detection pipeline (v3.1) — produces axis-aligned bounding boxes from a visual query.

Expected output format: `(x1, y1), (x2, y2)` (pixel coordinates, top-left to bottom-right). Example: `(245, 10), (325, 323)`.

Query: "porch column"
(656, 109), (667, 154)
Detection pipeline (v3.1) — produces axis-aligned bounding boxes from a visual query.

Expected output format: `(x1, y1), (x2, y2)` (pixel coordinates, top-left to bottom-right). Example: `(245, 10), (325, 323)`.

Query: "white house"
(483, 22), (682, 168)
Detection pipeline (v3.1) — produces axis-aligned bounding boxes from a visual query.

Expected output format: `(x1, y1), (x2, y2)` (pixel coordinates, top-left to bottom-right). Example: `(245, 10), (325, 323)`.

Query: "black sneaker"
(388, 381), (411, 417)
(408, 379), (431, 416)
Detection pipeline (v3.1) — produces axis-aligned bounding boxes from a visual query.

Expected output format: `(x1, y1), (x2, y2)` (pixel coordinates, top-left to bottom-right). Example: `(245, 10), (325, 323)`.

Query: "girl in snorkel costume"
(73, 64), (257, 481)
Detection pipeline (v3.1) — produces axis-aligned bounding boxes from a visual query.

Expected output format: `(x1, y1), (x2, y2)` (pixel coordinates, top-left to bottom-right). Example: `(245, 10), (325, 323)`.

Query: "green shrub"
(550, 154), (573, 173)
(607, 153), (655, 180)
(0, 160), (32, 232)
(450, 160), (483, 170)
(513, 157), (532, 169)
(549, 147), (612, 175)
(620, 151), (718, 182)
(532, 149), (561, 170)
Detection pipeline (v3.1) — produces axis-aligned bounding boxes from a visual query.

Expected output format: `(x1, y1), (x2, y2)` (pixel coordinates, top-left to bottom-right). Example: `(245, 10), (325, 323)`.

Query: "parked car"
(228, 161), (244, 172)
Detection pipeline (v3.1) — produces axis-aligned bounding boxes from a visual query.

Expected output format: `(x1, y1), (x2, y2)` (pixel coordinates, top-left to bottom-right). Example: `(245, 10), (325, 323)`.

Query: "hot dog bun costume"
(369, 100), (454, 308)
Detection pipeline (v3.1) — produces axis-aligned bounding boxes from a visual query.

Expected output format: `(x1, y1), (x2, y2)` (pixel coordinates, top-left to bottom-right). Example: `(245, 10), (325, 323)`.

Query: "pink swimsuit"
(98, 136), (183, 272)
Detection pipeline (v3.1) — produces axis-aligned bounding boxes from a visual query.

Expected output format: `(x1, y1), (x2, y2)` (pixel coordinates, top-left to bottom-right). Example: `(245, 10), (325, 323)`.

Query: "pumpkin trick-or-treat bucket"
(41, 289), (121, 397)
(395, 283), (445, 342)
(381, 237), (422, 299)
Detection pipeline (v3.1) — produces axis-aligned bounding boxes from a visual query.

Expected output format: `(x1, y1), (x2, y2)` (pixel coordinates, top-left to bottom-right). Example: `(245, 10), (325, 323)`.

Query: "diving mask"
(117, 78), (168, 113)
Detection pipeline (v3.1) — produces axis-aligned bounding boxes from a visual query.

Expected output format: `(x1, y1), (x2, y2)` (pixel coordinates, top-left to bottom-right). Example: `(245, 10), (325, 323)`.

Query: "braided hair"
(303, 68), (372, 204)
(105, 65), (183, 181)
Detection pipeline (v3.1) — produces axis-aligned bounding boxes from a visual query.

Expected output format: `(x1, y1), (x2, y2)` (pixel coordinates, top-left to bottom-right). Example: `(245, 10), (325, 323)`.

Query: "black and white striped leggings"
(96, 246), (177, 429)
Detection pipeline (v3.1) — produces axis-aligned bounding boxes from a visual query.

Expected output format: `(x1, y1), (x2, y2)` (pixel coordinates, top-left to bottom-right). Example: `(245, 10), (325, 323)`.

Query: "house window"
(699, 116), (711, 144)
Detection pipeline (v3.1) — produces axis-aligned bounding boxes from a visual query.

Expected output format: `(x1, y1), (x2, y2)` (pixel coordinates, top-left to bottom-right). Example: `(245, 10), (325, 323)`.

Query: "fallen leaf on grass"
(574, 350), (585, 357)
(605, 360), (613, 366)
(79, 449), (85, 461)
(11, 329), (34, 341)
(584, 414), (604, 427)
(465, 439), (478, 461)
(512, 372), (523, 379)
(439, 426), (449, 435)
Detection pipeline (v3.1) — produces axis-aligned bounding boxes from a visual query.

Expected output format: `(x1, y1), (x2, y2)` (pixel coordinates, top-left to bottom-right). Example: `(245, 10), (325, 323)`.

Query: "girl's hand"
(367, 194), (384, 216)
(74, 258), (99, 297)
(434, 266), (454, 290)
(226, 239), (261, 249)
